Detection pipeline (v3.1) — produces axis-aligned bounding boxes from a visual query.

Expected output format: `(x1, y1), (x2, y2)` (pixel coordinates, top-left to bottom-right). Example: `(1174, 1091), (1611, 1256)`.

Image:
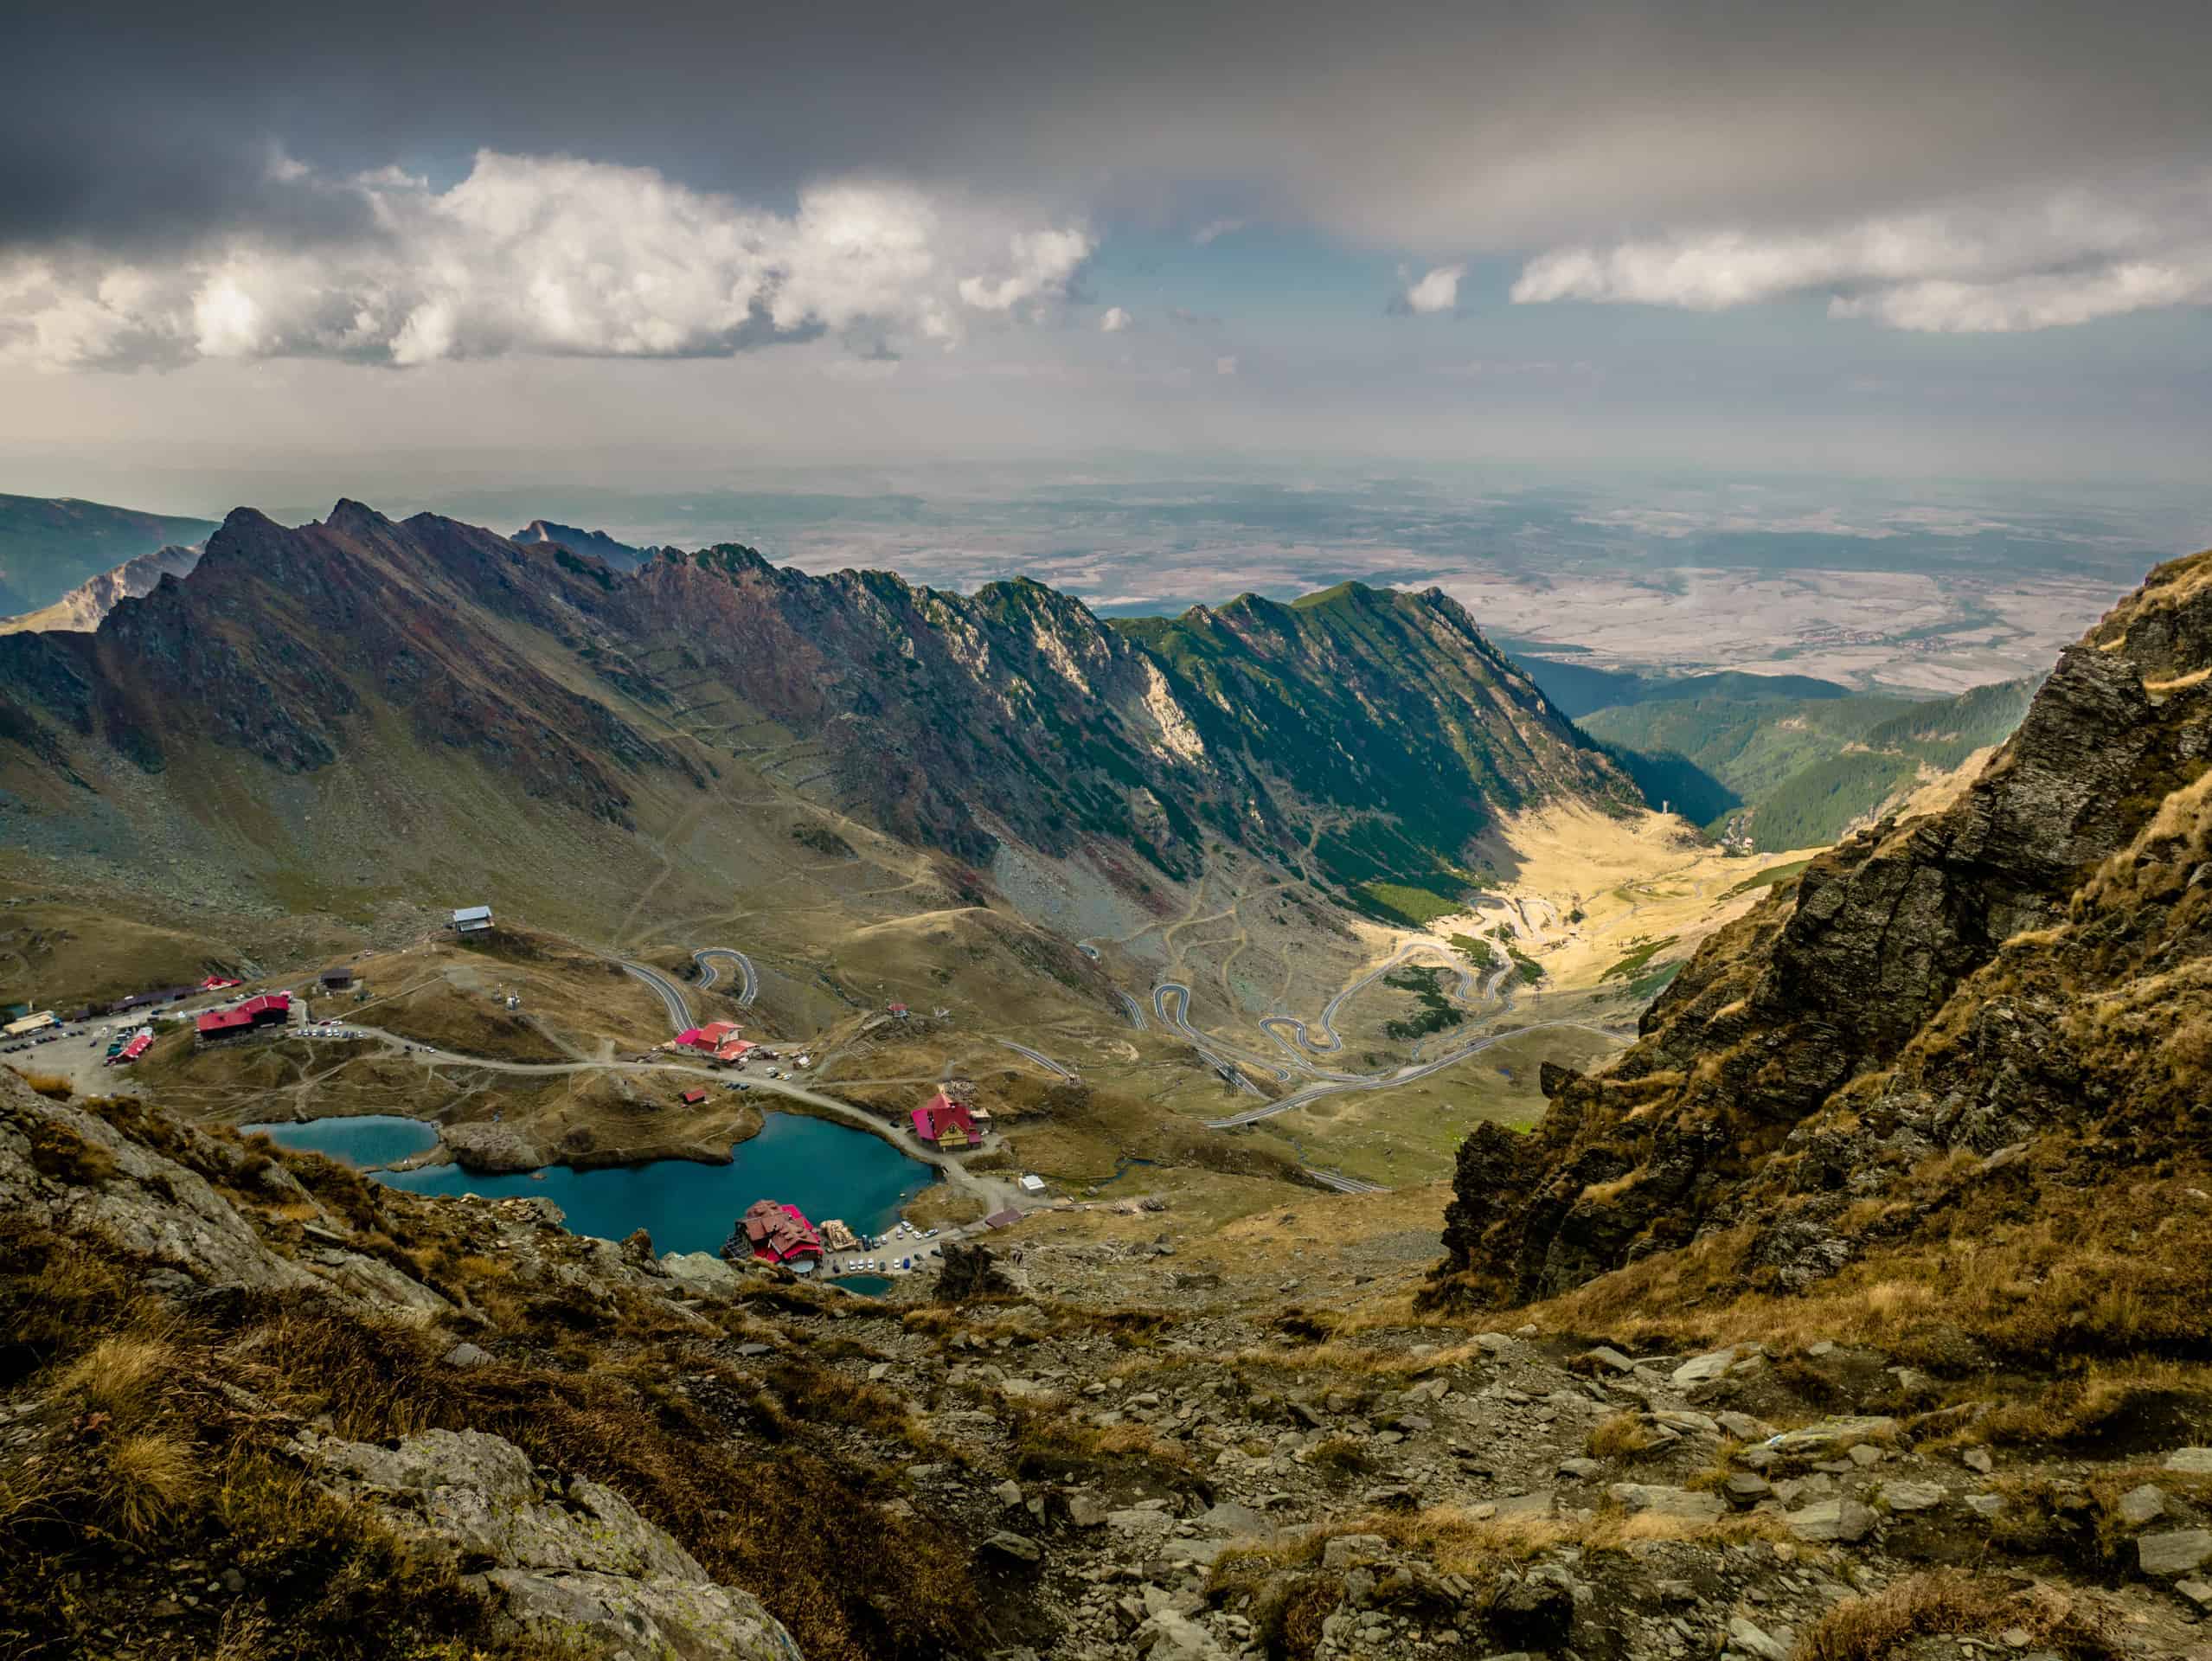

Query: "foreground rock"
(299, 1427), (802, 1660)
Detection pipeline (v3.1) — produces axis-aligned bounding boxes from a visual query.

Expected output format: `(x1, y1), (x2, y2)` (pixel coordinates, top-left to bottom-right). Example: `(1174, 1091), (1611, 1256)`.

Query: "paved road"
(1151, 983), (1279, 1091)
(1260, 938), (1484, 1061)
(692, 946), (760, 1007)
(999, 1040), (1075, 1081)
(1203, 1016), (1632, 1127)
(1115, 991), (1148, 1030)
(1307, 1168), (1391, 1195)
(620, 961), (693, 1034)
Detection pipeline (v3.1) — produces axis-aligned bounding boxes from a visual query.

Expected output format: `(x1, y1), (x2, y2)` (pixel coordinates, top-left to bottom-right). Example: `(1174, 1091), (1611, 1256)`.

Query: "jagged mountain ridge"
(0, 501), (1635, 918)
(1433, 547), (2212, 1334)
(0, 543), (204, 637)
(0, 493), (218, 617)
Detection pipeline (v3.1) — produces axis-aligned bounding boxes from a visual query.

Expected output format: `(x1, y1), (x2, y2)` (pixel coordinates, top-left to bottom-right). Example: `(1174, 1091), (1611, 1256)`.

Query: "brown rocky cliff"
(1434, 550), (2212, 1307)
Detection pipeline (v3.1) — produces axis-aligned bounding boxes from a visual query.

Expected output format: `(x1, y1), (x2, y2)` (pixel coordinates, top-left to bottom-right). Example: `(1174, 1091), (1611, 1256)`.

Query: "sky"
(7, 0), (2212, 510)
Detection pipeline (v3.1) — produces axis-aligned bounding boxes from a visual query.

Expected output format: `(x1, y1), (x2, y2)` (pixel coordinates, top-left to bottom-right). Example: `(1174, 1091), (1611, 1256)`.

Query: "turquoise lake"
(362, 1111), (935, 1257)
(242, 1114), (439, 1169)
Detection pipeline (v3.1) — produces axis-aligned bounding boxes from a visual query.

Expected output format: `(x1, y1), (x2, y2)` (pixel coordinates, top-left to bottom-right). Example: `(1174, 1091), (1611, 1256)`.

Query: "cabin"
(319, 967), (356, 992)
(910, 1089), (979, 1150)
(196, 975), (242, 992)
(738, 1199), (824, 1267)
(194, 993), (292, 1043)
(450, 905), (494, 934)
(1018, 1173), (1047, 1195)
(680, 1087), (708, 1106)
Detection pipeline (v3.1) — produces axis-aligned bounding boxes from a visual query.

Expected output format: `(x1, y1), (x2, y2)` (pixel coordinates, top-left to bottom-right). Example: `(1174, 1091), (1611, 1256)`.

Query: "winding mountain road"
(693, 947), (760, 1007)
(1204, 1016), (1628, 1127)
(619, 961), (692, 1034)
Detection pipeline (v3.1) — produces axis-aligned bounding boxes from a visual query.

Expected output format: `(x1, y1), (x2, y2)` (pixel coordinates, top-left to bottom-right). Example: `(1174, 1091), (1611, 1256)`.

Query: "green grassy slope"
(1580, 676), (2039, 851)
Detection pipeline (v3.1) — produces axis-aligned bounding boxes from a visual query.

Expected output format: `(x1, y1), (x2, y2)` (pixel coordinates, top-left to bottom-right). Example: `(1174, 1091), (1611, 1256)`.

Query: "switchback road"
(693, 947), (760, 1006)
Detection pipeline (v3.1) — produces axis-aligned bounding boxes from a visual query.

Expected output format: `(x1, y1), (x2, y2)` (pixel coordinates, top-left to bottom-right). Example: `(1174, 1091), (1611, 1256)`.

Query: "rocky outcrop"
(296, 1427), (802, 1661)
(440, 1120), (550, 1174)
(3, 1084), (321, 1295)
(1433, 549), (2212, 1305)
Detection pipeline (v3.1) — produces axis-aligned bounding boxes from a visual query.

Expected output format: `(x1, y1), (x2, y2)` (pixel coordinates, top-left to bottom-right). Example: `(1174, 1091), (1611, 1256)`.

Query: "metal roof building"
(451, 905), (494, 933)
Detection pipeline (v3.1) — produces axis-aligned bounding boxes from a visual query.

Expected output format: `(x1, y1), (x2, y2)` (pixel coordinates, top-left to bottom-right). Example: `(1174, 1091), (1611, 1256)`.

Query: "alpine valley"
(3, 501), (2209, 1661)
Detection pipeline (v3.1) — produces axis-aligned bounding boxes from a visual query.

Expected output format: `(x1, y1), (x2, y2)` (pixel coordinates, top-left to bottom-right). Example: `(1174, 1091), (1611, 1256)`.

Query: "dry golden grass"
(56, 1333), (179, 1421)
(16, 1071), (74, 1100)
(1506, 1145), (2212, 1368)
(1587, 1411), (1670, 1460)
(1792, 1569), (2120, 1661)
(99, 1430), (202, 1541)
(1010, 1414), (1196, 1480)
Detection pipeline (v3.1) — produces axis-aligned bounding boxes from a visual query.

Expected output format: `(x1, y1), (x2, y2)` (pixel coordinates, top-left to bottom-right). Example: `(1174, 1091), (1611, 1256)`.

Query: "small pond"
(366, 1111), (935, 1257)
(241, 1114), (439, 1170)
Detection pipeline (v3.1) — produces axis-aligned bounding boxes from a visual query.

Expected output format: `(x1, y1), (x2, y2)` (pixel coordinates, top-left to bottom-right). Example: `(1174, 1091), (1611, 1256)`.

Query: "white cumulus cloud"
(1100, 305), (1132, 332)
(1509, 176), (2212, 332)
(0, 151), (1094, 370)
(1400, 263), (1465, 314)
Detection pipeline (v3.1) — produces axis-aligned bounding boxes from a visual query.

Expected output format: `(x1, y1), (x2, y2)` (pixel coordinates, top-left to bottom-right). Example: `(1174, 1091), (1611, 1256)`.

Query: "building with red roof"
(110, 1030), (154, 1065)
(736, 1198), (823, 1267)
(676, 1020), (747, 1061)
(910, 1089), (979, 1150)
(680, 1087), (708, 1106)
(194, 993), (292, 1043)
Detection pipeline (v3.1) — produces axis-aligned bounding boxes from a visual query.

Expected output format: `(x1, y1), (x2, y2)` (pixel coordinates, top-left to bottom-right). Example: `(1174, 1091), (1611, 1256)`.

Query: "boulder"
(660, 1251), (746, 1295)
(1670, 1346), (1747, 1389)
(2138, 1530), (2212, 1578)
(2164, 1448), (2212, 1475)
(1786, 1498), (1877, 1543)
(1321, 1533), (1389, 1570)
(1727, 1615), (1790, 1661)
(979, 1530), (1042, 1566)
(1487, 1576), (1574, 1651)
(1724, 1473), (1773, 1507)
(2115, 1485), (2167, 1530)
(1607, 1484), (1724, 1523)
(1882, 1480), (1946, 1513)
(298, 1427), (800, 1660)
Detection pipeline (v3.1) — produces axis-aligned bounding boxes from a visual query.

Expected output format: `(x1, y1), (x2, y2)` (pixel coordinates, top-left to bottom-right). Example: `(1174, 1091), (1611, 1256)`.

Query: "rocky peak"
(1432, 548), (2212, 1310)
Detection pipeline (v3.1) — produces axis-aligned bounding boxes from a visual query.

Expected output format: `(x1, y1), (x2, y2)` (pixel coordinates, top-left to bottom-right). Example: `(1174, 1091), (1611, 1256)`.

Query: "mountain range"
(0, 502), (1637, 940)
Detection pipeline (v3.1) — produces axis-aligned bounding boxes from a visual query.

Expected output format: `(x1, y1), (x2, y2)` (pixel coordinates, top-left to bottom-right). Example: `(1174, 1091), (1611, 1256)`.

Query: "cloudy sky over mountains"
(6, 0), (2211, 491)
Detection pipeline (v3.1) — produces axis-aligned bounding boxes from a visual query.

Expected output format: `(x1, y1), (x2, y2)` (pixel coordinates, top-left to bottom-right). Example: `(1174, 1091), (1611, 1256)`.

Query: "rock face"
(1433, 548), (2212, 1305)
(934, 1241), (1016, 1301)
(298, 1427), (802, 1660)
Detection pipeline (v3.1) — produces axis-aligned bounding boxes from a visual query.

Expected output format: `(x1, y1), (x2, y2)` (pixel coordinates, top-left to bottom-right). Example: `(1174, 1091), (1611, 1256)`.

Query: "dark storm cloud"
(10, 0), (2212, 254)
